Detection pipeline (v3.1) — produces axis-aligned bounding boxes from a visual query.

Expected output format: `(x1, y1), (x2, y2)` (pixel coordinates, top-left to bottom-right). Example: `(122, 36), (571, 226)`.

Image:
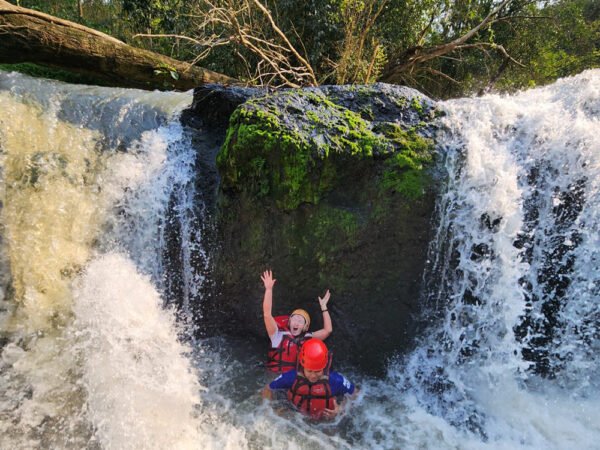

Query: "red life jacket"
(266, 316), (309, 373)
(287, 373), (335, 420)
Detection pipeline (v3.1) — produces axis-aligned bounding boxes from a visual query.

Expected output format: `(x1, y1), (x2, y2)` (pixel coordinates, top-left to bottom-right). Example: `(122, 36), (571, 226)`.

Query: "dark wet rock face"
(181, 84), (264, 131)
(183, 83), (442, 376)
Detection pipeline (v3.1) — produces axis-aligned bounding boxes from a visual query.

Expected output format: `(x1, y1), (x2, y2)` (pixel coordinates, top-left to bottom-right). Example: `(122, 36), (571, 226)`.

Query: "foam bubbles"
(72, 253), (202, 449)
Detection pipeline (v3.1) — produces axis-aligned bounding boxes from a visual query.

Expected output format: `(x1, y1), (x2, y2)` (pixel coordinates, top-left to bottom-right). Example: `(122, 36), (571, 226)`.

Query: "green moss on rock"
(375, 123), (434, 199)
(217, 90), (392, 210)
(217, 87), (435, 210)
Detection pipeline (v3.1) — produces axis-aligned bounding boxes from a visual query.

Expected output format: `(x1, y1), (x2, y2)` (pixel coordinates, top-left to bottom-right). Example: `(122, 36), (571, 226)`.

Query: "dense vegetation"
(6, 0), (599, 98)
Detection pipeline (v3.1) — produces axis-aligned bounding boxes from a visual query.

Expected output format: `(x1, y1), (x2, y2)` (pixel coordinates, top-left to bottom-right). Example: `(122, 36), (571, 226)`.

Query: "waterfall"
(1, 69), (599, 450)
(380, 68), (600, 448)
(0, 72), (204, 448)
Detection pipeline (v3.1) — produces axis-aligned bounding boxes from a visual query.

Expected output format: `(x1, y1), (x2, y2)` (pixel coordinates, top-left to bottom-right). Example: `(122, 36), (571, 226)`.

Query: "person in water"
(263, 338), (356, 420)
(261, 269), (332, 373)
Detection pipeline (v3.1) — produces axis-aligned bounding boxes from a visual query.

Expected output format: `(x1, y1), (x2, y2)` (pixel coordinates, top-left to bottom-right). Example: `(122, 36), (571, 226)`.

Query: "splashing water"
(1, 69), (600, 450)
(72, 254), (202, 449)
(0, 72), (204, 448)
(384, 69), (600, 449)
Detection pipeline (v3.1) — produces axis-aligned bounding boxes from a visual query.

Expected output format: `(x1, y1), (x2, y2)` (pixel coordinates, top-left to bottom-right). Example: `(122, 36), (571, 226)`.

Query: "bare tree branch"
(416, 12), (436, 46)
(379, 0), (520, 84)
(426, 67), (460, 84)
(478, 55), (511, 96)
(136, 0), (315, 87)
(250, 0), (317, 85)
(459, 42), (525, 67)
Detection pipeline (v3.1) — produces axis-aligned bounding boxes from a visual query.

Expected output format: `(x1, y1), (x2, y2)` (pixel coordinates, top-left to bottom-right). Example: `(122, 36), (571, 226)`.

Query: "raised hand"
(261, 270), (276, 290)
(318, 289), (331, 311)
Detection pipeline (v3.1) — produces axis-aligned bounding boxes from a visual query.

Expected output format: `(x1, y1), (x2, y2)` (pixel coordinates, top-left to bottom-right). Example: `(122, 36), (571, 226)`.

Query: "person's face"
(289, 314), (307, 336)
(304, 368), (324, 383)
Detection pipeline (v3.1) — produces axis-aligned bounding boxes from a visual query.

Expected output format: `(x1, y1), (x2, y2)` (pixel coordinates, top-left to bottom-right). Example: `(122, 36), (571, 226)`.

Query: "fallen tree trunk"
(0, 0), (239, 90)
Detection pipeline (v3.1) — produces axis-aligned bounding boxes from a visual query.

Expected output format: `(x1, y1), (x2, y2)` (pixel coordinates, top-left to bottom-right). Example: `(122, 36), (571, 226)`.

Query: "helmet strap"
(325, 350), (333, 376)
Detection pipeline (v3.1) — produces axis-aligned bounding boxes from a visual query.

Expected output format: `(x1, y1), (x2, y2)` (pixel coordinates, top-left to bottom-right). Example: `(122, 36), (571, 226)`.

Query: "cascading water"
(386, 68), (600, 448)
(0, 72), (205, 448)
(0, 69), (599, 450)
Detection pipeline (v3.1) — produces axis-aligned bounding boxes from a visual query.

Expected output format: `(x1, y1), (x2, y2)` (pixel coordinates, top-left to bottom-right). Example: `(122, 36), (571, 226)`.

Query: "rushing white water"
(0, 72), (204, 448)
(384, 68), (600, 449)
(1, 69), (599, 450)
(72, 254), (203, 449)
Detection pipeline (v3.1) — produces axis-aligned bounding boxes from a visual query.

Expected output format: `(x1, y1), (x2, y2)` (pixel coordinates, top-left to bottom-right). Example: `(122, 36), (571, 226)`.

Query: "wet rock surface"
(182, 83), (443, 375)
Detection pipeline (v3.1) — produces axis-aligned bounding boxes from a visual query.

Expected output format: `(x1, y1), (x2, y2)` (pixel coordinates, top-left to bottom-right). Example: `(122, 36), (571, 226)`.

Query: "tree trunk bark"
(0, 0), (239, 91)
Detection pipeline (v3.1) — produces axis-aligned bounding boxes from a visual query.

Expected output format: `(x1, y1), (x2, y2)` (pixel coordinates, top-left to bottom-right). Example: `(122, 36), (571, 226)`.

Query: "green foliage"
(153, 63), (179, 79)
(416, 0), (599, 97)
(10, 0), (598, 96)
(493, 0), (600, 92)
(120, 0), (194, 58)
(121, 0), (182, 33)
(18, 0), (126, 38)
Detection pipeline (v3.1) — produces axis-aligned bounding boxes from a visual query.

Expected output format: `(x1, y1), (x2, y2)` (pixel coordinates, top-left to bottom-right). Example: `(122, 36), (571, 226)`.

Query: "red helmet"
(299, 338), (328, 371)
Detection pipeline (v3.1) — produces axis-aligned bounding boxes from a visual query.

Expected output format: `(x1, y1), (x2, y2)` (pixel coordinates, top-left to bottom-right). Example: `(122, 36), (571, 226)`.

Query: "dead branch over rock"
(0, 0), (238, 90)
(379, 0), (523, 86)
(135, 0), (317, 88)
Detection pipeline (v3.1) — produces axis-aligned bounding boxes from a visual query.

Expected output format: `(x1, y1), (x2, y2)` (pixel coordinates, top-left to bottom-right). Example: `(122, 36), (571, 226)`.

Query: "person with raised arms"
(261, 269), (332, 373)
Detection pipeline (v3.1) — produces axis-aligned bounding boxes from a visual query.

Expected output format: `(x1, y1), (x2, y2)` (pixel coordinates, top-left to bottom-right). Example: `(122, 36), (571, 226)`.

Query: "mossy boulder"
(218, 86), (436, 209)
(206, 84), (441, 375)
